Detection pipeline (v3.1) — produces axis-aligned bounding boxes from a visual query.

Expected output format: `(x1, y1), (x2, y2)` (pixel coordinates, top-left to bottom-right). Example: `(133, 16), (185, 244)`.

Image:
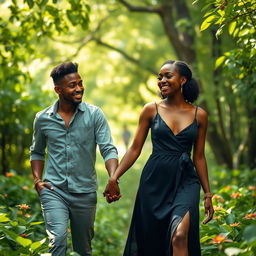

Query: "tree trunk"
(158, 2), (196, 63)
(247, 112), (256, 168)
(1, 131), (8, 175)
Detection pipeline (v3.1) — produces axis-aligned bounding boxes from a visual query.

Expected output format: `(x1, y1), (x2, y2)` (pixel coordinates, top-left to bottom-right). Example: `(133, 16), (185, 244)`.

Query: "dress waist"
(151, 150), (194, 203)
(152, 150), (191, 158)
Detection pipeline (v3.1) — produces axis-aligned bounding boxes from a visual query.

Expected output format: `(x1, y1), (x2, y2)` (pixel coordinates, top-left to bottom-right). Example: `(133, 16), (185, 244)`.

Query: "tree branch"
(240, 0), (256, 29)
(118, 0), (161, 13)
(92, 37), (158, 75)
(120, 0), (196, 62)
(56, 15), (113, 61)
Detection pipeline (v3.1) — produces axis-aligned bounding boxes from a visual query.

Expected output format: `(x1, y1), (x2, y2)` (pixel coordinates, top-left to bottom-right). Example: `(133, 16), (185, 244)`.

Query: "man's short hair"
(50, 62), (78, 84)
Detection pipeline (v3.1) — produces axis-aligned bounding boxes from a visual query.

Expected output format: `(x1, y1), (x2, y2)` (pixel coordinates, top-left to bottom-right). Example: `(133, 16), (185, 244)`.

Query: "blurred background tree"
(0, 0), (90, 174)
(199, 0), (256, 168)
(0, 0), (255, 174)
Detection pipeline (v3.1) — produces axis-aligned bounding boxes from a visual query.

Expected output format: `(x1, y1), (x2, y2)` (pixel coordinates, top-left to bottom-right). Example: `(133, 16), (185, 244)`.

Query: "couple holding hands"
(30, 60), (214, 256)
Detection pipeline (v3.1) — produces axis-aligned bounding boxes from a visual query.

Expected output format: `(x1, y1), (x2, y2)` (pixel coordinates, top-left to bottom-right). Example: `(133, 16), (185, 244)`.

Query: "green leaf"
(215, 56), (226, 69)
(243, 224), (256, 243)
(226, 213), (235, 224)
(201, 3), (214, 12)
(229, 21), (237, 35)
(66, 10), (79, 26)
(238, 29), (249, 37)
(192, 0), (199, 4)
(10, 221), (18, 226)
(200, 15), (217, 31)
(233, 28), (239, 37)
(200, 235), (215, 243)
(39, 0), (48, 7)
(17, 225), (27, 234)
(2, 228), (19, 241)
(203, 10), (214, 18)
(30, 221), (44, 226)
(16, 236), (32, 247)
(201, 244), (218, 250)
(17, 217), (27, 226)
(216, 26), (224, 38)
(45, 5), (59, 16)
(30, 238), (47, 251)
(26, 0), (34, 8)
(0, 213), (10, 222)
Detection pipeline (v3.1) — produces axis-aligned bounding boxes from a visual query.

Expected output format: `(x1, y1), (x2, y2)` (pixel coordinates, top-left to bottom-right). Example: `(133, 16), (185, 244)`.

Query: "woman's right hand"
(203, 197), (214, 224)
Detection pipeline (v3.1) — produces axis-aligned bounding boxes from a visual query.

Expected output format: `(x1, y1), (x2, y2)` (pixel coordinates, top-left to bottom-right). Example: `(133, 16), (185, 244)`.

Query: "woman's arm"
(103, 103), (155, 201)
(193, 108), (214, 224)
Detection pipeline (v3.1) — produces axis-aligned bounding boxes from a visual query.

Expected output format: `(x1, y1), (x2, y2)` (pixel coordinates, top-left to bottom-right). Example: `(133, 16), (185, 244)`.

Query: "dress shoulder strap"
(194, 106), (198, 119)
(155, 102), (158, 113)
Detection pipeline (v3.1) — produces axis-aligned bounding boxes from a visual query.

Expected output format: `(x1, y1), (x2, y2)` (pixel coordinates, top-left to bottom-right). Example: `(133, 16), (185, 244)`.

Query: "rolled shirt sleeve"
(30, 113), (46, 161)
(94, 108), (118, 162)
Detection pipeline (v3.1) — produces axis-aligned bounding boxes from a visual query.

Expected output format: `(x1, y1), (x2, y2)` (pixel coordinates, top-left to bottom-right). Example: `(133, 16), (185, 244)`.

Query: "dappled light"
(0, 0), (255, 255)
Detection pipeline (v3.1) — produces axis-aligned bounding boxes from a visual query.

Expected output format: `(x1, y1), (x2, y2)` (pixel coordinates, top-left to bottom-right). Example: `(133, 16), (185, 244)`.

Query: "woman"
(104, 60), (214, 256)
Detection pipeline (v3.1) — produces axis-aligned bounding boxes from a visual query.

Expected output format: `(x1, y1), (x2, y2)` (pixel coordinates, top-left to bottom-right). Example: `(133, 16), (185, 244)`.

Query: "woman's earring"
(181, 84), (184, 94)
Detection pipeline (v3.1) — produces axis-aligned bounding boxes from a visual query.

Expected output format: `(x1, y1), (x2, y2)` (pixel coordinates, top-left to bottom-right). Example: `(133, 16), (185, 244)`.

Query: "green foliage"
(0, 0), (91, 174)
(0, 174), (48, 255)
(0, 157), (256, 255)
(92, 197), (129, 256)
(199, 0), (256, 105)
(0, 208), (48, 256)
(200, 168), (256, 256)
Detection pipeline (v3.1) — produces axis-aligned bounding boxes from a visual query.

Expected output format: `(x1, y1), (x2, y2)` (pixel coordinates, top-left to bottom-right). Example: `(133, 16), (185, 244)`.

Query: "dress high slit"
(123, 104), (201, 256)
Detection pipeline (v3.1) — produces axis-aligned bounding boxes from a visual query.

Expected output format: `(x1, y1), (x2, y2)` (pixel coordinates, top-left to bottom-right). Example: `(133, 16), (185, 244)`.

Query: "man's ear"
(54, 85), (61, 95)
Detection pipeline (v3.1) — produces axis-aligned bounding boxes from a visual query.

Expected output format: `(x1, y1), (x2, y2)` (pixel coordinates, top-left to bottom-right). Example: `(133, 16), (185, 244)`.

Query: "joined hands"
(103, 178), (122, 203)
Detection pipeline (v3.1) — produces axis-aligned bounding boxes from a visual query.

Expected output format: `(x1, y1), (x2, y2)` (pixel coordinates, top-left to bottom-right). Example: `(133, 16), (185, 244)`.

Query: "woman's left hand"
(203, 198), (214, 224)
(103, 180), (121, 203)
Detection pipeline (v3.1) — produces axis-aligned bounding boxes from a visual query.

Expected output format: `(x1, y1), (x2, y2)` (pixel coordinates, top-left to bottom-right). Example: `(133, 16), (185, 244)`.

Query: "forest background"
(0, 0), (256, 255)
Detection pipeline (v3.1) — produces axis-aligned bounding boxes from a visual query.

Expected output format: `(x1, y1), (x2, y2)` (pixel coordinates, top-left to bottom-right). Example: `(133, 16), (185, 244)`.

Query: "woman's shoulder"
(144, 101), (158, 110)
(140, 102), (158, 119)
(196, 106), (207, 116)
(194, 105), (208, 124)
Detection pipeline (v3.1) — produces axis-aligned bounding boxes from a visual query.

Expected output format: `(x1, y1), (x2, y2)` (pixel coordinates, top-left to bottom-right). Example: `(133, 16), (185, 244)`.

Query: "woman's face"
(157, 64), (184, 98)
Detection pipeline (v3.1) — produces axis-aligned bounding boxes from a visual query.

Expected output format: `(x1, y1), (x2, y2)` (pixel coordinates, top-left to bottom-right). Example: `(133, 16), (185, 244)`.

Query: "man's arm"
(94, 108), (120, 202)
(30, 114), (53, 193)
(31, 160), (44, 184)
(94, 108), (118, 163)
(104, 158), (121, 202)
(105, 158), (118, 178)
(31, 160), (53, 193)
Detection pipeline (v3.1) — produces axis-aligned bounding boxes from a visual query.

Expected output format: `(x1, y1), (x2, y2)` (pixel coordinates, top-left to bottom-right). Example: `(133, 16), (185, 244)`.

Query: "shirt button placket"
(66, 128), (70, 177)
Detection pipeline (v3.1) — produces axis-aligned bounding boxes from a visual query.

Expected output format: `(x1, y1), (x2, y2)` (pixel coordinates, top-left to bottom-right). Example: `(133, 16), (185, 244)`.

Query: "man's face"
(55, 72), (84, 105)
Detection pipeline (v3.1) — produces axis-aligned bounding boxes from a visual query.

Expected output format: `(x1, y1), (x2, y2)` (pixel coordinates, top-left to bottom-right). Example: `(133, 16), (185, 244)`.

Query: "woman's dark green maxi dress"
(124, 104), (201, 256)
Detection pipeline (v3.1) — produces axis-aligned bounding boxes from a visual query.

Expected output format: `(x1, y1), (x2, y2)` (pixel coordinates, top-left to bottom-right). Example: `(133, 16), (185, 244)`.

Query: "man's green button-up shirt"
(30, 101), (118, 193)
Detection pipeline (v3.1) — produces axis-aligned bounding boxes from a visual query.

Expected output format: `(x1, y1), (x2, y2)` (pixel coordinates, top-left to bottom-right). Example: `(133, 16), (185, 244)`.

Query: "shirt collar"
(46, 100), (86, 116)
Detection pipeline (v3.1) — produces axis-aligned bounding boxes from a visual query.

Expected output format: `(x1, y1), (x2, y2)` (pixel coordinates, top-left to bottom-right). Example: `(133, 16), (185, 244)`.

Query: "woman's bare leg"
(172, 211), (190, 256)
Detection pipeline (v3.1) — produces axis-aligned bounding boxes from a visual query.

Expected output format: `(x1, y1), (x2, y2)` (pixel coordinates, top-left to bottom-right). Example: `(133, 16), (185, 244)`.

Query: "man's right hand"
(34, 180), (54, 194)
(103, 179), (121, 203)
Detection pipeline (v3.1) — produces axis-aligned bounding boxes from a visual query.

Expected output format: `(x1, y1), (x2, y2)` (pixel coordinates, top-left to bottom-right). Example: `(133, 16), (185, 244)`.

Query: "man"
(30, 62), (120, 256)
